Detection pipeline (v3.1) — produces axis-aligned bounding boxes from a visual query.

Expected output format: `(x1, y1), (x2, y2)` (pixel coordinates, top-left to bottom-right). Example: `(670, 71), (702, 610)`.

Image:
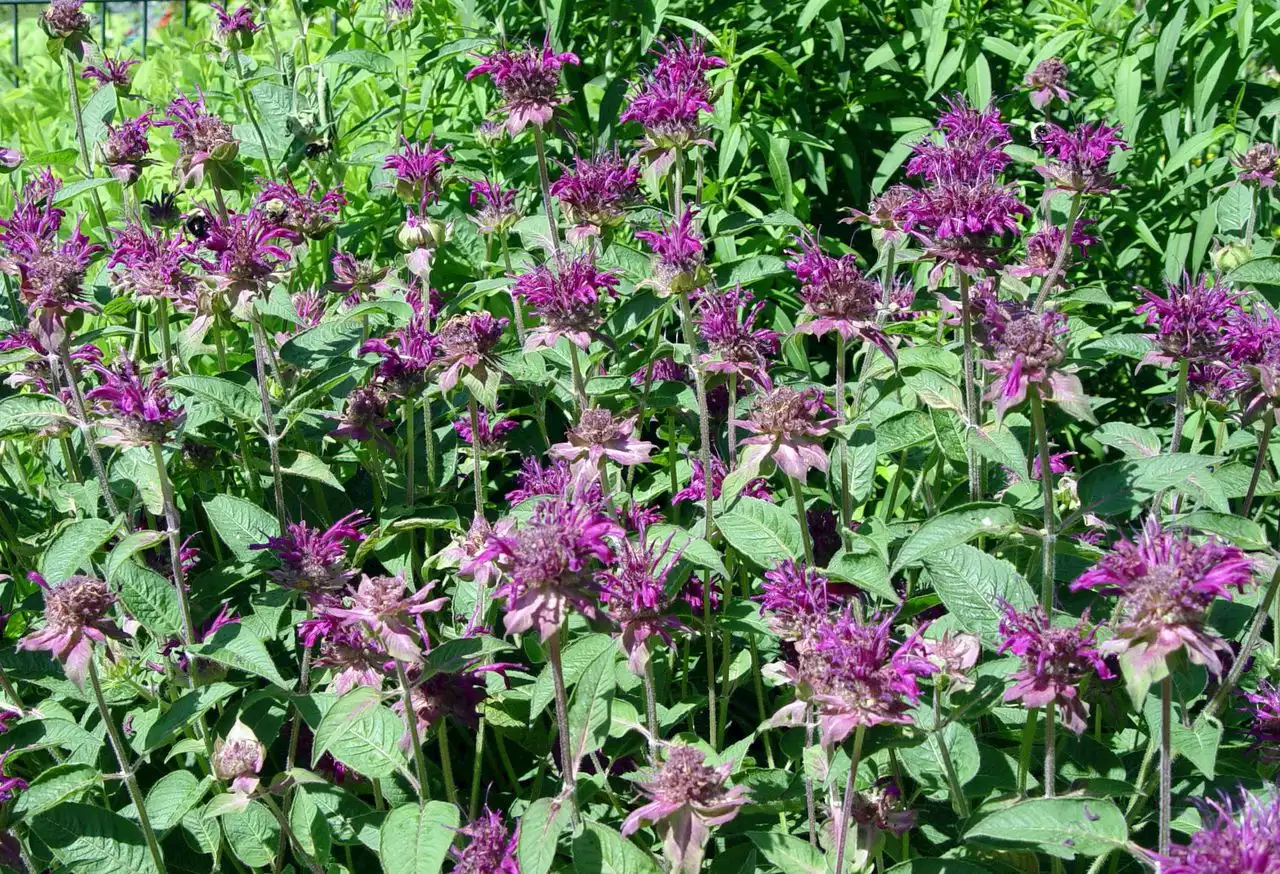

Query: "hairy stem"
(1206, 563), (1280, 718)
(251, 315), (288, 528)
(150, 441), (198, 649)
(548, 632), (576, 814)
(1030, 388), (1056, 609)
(1043, 705), (1056, 799)
(642, 659), (660, 760)
(438, 720), (459, 807)
(58, 338), (122, 522)
(1159, 677), (1172, 854)
(958, 272), (980, 501)
(832, 725), (867, 874)
(468, 396), (485, 521)
(469, 716), (487, 819)
(1242, 415), (1272, 515)
(532, 127), (560, 256)
(790, 476), (814, 564)
(1032, 193), (1085, 312)
(835, 332), (852, 548)
(231, 49), (276, 178)
(260, 793), (324, 874)
(64, 54), (109, 231)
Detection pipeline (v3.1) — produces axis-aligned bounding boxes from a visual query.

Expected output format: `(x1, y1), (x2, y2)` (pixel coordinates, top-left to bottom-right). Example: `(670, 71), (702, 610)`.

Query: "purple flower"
(1009, 220), (1096, 279)
(210, 2), (259, 47)
(466, 39), (580, 135)
(451, 807), (520, 874)
(1137, 272), (1241, 367)
(769, 608), (935, 749)
(361, 317), (437, 400)
(1157, 789), (1280, 874)
(922, 631), (981, 688)
(1072, 518), (1254, 684)
(635, 209), (708, 296)
(108, 221), (201, 310)
(81, 53), (137, 87)
(320, 572), (447, 663)
(200, 208), (297, 296)
(313, 627), (387, 695)
(156, 91), (239, 187)
(212, 721), (265, 796)
(453, 407), (517, 451)
(982, 310), (1091, 422)
(41, 0), (89, 42)
(907, 95), (1013, 184)
(998, 604), (1112, 735)
(551, 408), (655, 488)
(550, 149), (642, 242)
(506, 456), (603, 506)
(96, 113), (152, 186)
(849, 779), (916, 843)
(759, 558), (836, 640)
(1034, 122), (1128, 194)
(0, 148), (22, 173)
(385, 0), (414, 24)
(621, 37), (725, 151)
(16, 219), (101, 337)
(843, 184), (915, 246)
(1024, 57), (1072, 110)
(1241, 680), (1280, 762)
(633, 356), (689, 386)
(467, 178), (521, 236)
(332, 383), (394, 448)
(0, 752), (26, 805)
(787, 232), (893, 358)
(249, 510), (369, 593)
(256, 177), (345, 239)
(597, 532), (685, 673)
(84, 357), (184, 446)
(695, 284), (779, 384)
(738, 386), (835, 481)
(904, 178), (1029, 279)
(18, 573), (126, 689)
(433, 312), (506, 393)
(621, 745), (749, 874)
(1232, 142), (1279, 188)
(330, 251), (392, 305)
(511, 253), (619, 351)
(0, 330), (100, 394)
(672, 455), (773, 505)
(481, 496), (622, 641)
(0, 170), (65, 267)
(384, 136), (453, 209)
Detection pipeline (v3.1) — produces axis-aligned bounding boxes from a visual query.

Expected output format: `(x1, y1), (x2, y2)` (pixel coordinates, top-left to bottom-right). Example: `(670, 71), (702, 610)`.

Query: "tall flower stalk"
(58, 338), (122, 522)
(251, 314), (287, 528)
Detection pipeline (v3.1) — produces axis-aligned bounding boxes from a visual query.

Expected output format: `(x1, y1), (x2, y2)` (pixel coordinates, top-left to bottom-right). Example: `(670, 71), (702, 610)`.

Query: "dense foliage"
(0, 0), (1277, 873)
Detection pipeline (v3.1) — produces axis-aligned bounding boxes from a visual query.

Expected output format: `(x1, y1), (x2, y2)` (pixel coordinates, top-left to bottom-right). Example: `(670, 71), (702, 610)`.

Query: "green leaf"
(965, 798), (1127, 858)
(746, 831), (825, 874)
(573, 821), (661, 874)
(144, 771), (210, 831)
(192, 621), (291, 688)
(892, 504), (1016, 573)
(30, 802), (160, 874)
(281, 317), (367, 369)
(1229, 256), (1280, 291)
(419, 635), (513, 679)
(0, 393), (67, 437)
(1077, 454), (1222, 517)
(825, 550), (898, 603)
(1217, 184), (1253, 233)
(1143, 696), (1222, 778)
(1177, 510), (1268, 550)
(110, 447), (164, 516)
(50, 177), (116, 206)
(314, 686), (409, 780)
(204, 494), (280, 562)
(141, 683), (238, 753)
(718, 496), (802, 567)
(566, 641), (617, 767)
(899, 721), (980, 799)
(40, 517), (118, 584)
(530, 633), (615, 721)
(921, 546), (1037, 643)
(886, 861), (995, 874)
(1164, 124), (1232, 175)
(379, 802), (459, 874)
(14, 764), (101, 817)
(289, 781), (331, 863)
(105, 530), (166, 580)
(1154, 2), (1188, 94)
(322, 49), (395, 73)
(1093, 422), (1162, 458)
(169, 375), (260, 422)
(518, 797), (570, 874)
(81, 82), (117, 145)
(222, 800), (280, 869)
(645, 524), (728, 578)
(113, 561), (183, 638)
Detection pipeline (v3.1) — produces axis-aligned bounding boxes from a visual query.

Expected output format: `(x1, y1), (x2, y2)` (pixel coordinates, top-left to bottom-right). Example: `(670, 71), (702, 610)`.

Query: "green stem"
(151, 441), (198, 649)
(532, 127), (560, 256)
(469, 716), (486, 819)
(468, 396), (485, 521)
(438, 720), (459, 808)
(64, 54), (109, 231)
(933, 685), (971, 816)
(89, 660), (169, 874)
(1159, 677), (1172, 854)
(832, 725), (867, 874)
(252, 314), (288, 527)
(1016, 708), (1040, 797)
(404, 398), (418, 584)
(394, 659), (431, 799)
(957, 272), (980, 501)
(1044, 704), (1056, 799)
(790, 476), (814, 564)
(548, 633), (576, 815)
(1032, 192), (1085, 312)
(1030, 388), (1056, 609)
(642, 659), (660, 759)
(569, 344), (588, 413)
(231, 49), (275, 177)
(1206, 563), (1280, 718)
(58, 338), (122, 522)
(260, 793), (324, 874)
(835, 332), (852, 548)
(1242, 415), (1272, 515)
(157, 299), (175, 376)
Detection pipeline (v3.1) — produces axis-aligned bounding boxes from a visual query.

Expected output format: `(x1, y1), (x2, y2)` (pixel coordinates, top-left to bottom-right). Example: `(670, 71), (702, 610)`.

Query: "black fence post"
(141, 0), (147, 57)
(11, 5), (18, 87)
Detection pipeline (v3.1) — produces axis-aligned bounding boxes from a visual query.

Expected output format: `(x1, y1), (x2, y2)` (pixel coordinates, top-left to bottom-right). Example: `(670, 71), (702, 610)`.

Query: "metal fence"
(2, 0), (192, 83)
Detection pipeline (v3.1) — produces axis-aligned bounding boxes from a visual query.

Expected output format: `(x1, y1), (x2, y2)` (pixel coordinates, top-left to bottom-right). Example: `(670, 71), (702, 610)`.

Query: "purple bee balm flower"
(1241, 680), (1280, 762)
(770, 608), (936, 750)
(451, 807), (520, 874)
(433, 312), (507, 393)
(41, 0), (89, 42)
(842, 184), (915, 246)
(850, 778), (917, 842)
(1034, 122), (1128, 194)
(360, 315), (437, 399)
(96, 112), (152, 186)
(507, 456), (574, 504)
(250, 510), (368, 593)
(313, 628), (387, 696)
(0, 752), (27, 804)
(156, 91), (239, 188)
(787, 232), (893, 359)
(759, 558), (837, 641)
(16, 218), (101, 331)
(384, 136), (453, 209)
(597, 531), (685, 674)
(210, 2), (259, 50)
(84, 357), (184, 446)
(904, 178), (1029, 280)
(439, 516), (518, 604)
(332, 383), (394, 448)
(922, 631), (981, 689)
(394, 665), (508, 745)
(982, 310), (1092, 422)
(1024, 57), (1072, 110)
(635, 209), (709, 296)
(997, 604), (1112, 735)
(695, 284), (779, 384)
(330, 250), (392, 305)
(108, 222), (201, 309)
(81, 52), (137, 87)
(453, 406), (518, 451)
(466, 39), (580, 136)
(511, 253), (619, 351)
(385, 0), (414, 24)
(1072, 518), (1253, 685)
(1008, 220), (1096, 279)
(0, 330), (100, 394)
(551, 408), (656, 487)
(622, 744), (748, 874)
(739, 385), (835, 481)
(621, 37), (725, 153)
(681, 575), (722, 613)
(480, 496), (622, 641)
(212, 721), (265, 797)
(907, 95), (1013, 184)
(466, 177), (521, 236)
(321, 572), (447, 663)
(1231, 142), (1279, 188)
(631, 356), (689, 386)
(1137, 272), (1242, 367)
(0, 170), (64, 266)
(18, 573), (126, 689)
(256, 177), (345, 240)
(1156, 789), (1280, 874)
(673, 454), (773, 505)
(550, 149), (642, 242)
(0, 148), (22, 173)
(1032, 450), (1075, 480)
(200, 208), (297, 298)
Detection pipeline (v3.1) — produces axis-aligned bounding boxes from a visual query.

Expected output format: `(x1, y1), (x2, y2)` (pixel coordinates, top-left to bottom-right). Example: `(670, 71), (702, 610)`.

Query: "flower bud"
(1212, 241), (1253, 273)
